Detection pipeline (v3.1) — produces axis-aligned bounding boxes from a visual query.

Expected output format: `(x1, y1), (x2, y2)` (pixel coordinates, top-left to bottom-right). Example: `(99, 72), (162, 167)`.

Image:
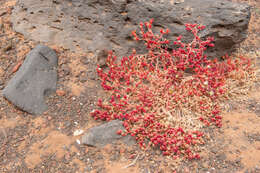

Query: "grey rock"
(11, 0), (250, 58)
(81, 120), (135, 147)
(2, 45), (58, 115)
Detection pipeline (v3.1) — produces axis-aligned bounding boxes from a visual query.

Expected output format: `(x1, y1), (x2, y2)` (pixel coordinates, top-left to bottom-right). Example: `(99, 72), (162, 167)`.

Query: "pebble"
(84, 166), (92, 172)
(216, 153), (226, 160)
(61, 65), (70, 76)
(97, 154), (103, 160)
(96, 167), (105, 173)
(76, 139), (81, 144)
(65, 121), (71, 128)
(73, 129), (84, 136)
(80, 56), (90, 65)
(79, 73), (88, 83)
(2, 40), (12, 52)
(56, 90), (66, 96)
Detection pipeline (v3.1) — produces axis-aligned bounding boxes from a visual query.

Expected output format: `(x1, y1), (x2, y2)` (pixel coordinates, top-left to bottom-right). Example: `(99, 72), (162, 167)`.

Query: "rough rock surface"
(3, 45), (58, 115)
(11, 0), (250, 58)
(81, 120), (135, 147)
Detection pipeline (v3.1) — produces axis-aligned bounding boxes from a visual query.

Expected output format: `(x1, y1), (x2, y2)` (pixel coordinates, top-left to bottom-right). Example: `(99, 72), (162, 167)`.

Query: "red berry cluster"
(91, 19), (253, 159)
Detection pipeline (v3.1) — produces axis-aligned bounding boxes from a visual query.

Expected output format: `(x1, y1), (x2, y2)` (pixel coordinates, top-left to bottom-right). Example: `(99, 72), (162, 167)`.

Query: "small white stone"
(76, 139), (81, 145)
(73, 129), (84, 136)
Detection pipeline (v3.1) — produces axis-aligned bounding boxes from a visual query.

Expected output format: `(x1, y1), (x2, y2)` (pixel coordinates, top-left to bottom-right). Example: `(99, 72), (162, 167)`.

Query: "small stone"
(235, 158), (241, 164)
(96, 167), (105, 173)
(61, 65), (70, 76)
(84, 166), (93, 172)
(79, 73), (88, 83)
(233, 126), (239, 130)
(64, 122), (71, 130)
(80, 56), (89, 65)
(216, 153), (226, 161)
(56, 90), (65, 96)
(85, 148), (89, 154)
(73, 129), (84, 136)
(120, 148), (125, 154)
(97, 50), (108, 68)
(81, 120), (135, 147)
(211, 147), (218, 154)
(2, 41), (12, 52)
(2, 45), (58, 115)
(97, 154), (103, 160)
(76, 139), (81, 144)
(11, 61), (23, 74)
(110, 154), (118, 161)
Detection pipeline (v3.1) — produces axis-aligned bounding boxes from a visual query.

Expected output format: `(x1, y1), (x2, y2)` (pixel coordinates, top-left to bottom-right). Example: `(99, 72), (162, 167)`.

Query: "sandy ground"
(0, 0), (260, 172)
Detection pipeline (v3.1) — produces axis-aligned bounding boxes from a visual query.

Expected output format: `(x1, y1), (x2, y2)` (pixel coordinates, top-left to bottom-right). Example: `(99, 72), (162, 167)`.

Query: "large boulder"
(2, 45), (58, 115)
(11, 0), (250, 58)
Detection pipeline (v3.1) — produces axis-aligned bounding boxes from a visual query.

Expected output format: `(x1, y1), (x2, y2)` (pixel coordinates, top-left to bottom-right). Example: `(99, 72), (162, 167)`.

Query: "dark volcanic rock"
(11, 0), (250, 58)
(3, 45), (58, 115)
(81, 120), (135, 147)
